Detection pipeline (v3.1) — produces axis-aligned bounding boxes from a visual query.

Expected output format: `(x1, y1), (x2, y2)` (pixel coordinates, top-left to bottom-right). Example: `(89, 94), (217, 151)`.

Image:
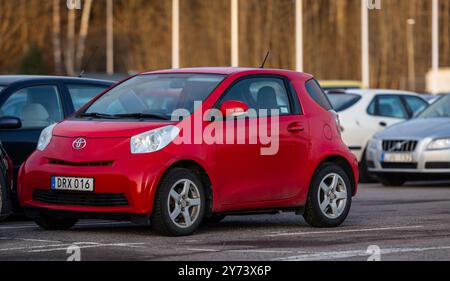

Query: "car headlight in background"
(130, 125), (180, 154)
(427, 138), (450, 150)
(367, 137), (379, 150)
(37, 123), (57, 151)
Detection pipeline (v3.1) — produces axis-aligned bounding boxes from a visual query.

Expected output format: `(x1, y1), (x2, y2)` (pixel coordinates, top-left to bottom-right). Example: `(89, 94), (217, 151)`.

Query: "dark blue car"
(0, 76), (114, 209)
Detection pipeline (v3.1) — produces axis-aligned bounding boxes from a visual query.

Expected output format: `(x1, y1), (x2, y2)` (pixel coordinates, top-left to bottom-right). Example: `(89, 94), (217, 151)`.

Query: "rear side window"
(67, 84), (109, 111)
(403, 96), (428, 115)
(306, 79), (332, 110)
(327, 93), (361, 112)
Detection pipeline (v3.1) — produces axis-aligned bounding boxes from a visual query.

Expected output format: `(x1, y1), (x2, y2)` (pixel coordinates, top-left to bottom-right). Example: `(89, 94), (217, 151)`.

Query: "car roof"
(0, 75), (114, 86)
(141, 67), (314, 80)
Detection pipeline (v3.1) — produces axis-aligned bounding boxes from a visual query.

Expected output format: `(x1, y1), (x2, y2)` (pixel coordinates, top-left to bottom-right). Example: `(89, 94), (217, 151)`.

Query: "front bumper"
(366, 138), (450, 176)
(19, 149), (174, 216)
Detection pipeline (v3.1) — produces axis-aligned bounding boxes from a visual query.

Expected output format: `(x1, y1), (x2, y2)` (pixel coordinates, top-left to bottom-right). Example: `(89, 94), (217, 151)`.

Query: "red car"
(18, 68), (358, 236)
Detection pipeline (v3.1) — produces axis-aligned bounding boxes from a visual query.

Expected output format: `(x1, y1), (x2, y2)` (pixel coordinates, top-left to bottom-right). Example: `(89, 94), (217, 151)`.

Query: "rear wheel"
(303, 163), (352, 227)
(34, 215), (78, 230)
(377, 175), (405, 187)
(151, 168), (205, 236)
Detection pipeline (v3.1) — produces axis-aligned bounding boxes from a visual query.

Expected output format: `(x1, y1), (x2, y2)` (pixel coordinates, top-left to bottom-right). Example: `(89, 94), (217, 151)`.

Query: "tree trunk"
(65, 9), (76, 76)
(75, 0), (94, 71)
(52, 0), (63, 74)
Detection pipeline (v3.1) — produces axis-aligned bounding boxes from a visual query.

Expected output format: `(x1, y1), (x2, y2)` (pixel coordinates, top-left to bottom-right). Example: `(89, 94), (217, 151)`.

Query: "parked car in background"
(366, 94), (450, 186)
(0, 76), (114, 209)
(0, 121), (16, 220)
(18, 68), (358, 236)
(320, 80), (363, 92)
(326, 89), (429, 182)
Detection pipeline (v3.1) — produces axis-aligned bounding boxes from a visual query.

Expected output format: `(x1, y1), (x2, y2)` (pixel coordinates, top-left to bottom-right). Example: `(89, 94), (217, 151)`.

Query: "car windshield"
(81, 74), (225, 119)
(417, 95), (450, 118)
(326, 93), (361, 112)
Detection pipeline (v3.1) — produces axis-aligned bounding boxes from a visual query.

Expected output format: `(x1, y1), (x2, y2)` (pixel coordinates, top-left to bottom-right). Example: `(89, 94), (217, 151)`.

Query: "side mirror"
(219, 100), (249, 118)
(0, 116), (22, 129)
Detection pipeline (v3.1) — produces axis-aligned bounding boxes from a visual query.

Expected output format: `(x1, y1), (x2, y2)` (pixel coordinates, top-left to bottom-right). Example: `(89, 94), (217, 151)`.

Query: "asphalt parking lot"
(1, 182), (449, 261)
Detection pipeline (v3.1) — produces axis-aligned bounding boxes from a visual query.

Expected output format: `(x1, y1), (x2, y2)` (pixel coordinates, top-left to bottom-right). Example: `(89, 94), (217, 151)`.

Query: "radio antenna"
(260, 49), (271, 68)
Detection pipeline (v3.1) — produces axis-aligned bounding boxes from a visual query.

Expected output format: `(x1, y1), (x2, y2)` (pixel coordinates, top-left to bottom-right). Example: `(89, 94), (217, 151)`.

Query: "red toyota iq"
(19, 68), (358, 236)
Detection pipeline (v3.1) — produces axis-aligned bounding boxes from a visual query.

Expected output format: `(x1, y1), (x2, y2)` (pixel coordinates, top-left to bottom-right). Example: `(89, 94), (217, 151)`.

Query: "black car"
(0, 134), (14, 220)
(0, 76), (114, 209)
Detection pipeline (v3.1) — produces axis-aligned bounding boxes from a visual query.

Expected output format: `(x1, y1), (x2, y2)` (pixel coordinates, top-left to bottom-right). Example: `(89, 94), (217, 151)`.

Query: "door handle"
(287, 122), (305, 133)
(379, 121), (387, 127)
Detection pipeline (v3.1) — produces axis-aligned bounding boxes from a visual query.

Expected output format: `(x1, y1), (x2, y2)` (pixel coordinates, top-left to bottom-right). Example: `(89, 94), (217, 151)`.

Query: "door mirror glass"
(219, 100), (249, 118)
(0, 116), (22, 129)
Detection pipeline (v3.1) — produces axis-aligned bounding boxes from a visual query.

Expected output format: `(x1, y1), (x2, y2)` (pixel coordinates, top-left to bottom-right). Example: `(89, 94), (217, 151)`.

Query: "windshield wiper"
(113, 113), (171, 120)
(77, 112), (119, 119)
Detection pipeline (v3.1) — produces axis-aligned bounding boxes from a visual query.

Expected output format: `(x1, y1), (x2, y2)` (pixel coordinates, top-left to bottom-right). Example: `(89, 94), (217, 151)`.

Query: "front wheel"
(303, 163), (352, 227)
(151, 168), (205, 236)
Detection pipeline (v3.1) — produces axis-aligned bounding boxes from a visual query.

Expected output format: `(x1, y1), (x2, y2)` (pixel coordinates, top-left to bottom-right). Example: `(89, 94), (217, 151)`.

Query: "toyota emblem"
(72, 138), (87, 150)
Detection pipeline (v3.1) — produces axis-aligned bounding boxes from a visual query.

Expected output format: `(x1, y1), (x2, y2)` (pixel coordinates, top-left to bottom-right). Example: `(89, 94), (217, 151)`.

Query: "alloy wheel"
(317, 173), (348, 219)
(167, 179), (201, 228)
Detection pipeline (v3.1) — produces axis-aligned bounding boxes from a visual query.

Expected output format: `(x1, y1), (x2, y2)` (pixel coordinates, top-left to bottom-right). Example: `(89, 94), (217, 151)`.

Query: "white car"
(326, 89), (429, 182)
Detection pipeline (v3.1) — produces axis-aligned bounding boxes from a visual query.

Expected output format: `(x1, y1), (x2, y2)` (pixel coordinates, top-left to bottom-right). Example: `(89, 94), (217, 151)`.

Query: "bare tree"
(76, 0), (94, 71)
(52, 0), (63, 74)
(65, 8), (76, 76)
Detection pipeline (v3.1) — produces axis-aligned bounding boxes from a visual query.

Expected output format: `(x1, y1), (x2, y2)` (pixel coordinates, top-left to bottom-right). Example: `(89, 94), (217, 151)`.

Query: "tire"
(34, 215), (78, 230)
(303, 163), (352, 228)
(377, 175), (405, 187)
(151, 168), (205, 236)
(203, 214), (226, 224)
(359, 151), (377, 183)
(0, 173), (10, 221)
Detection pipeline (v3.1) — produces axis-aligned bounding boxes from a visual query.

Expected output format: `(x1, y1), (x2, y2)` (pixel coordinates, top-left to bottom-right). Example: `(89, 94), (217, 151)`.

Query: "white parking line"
(266, 225), (424, 237)
(29, 242), (146, 253)
(275, 245), (450, 261)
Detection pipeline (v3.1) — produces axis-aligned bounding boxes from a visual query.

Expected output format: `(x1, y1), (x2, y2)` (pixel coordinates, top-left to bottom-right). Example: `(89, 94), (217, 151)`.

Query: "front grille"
(33, 190), (128, 207)
(382, 140), (418, 152)
(49, 159), (113, 167)
(425, 162), (450, 169)
(381, 162), (418, 169)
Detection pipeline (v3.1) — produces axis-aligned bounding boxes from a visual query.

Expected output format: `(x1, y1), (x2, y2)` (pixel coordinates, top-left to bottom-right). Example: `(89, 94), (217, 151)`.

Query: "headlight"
(427, 138), (450, 150)
(37, 123), (57, 151)
(130, 125), (180, 154)
(368, 137), (379, 150)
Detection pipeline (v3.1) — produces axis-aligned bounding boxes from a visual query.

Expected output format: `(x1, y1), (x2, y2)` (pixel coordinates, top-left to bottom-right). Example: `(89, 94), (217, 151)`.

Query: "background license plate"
(382, 153), (413, 163)
(51, 176), (94, 192)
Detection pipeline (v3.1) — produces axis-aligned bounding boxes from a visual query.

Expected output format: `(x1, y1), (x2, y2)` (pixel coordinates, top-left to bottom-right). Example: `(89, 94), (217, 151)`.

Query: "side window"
(0, 85), (63, 128)
(403, 96), (428, 115)
(220, 77), (292, 116)
(67, 84), (109, 111)
(305, 79), (332, 110)
(369, 95), (408, 119)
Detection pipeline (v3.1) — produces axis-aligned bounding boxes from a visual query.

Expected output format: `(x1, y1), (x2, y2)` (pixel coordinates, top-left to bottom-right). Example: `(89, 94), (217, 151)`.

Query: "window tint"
(327, 93), (361, 112)
(306, 80), (332, 110)
(0, 85), (63, 128)
(220, 77), (292, 116)
(67, 84), (109, 111)
(403, 96), (428, 115)
(368, 95), (408, 119)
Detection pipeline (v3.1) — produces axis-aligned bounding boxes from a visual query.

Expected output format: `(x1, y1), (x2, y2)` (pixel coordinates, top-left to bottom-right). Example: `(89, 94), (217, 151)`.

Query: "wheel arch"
(160, 160), (214, 216)
(315, 155), (357, 196)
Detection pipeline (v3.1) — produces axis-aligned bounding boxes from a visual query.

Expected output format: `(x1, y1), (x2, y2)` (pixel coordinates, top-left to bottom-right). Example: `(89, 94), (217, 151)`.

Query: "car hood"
(375, 118), (450, 139)
(53, 120), (175, 138)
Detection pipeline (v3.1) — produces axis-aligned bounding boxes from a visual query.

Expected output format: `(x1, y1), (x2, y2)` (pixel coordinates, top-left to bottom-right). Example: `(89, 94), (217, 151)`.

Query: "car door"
(367, 95), (409, 130)
(0, 83), (65, 173)
(215, 76), (310, 205)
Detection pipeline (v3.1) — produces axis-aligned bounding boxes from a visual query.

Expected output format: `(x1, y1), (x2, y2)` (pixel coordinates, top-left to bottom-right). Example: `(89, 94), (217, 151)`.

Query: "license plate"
(51, 176), (94, 192)
(382, 153), (414, 163)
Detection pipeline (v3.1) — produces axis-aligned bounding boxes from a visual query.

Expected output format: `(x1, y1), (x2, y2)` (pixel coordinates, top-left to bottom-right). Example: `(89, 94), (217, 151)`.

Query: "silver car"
(366, 94), (450, 186)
